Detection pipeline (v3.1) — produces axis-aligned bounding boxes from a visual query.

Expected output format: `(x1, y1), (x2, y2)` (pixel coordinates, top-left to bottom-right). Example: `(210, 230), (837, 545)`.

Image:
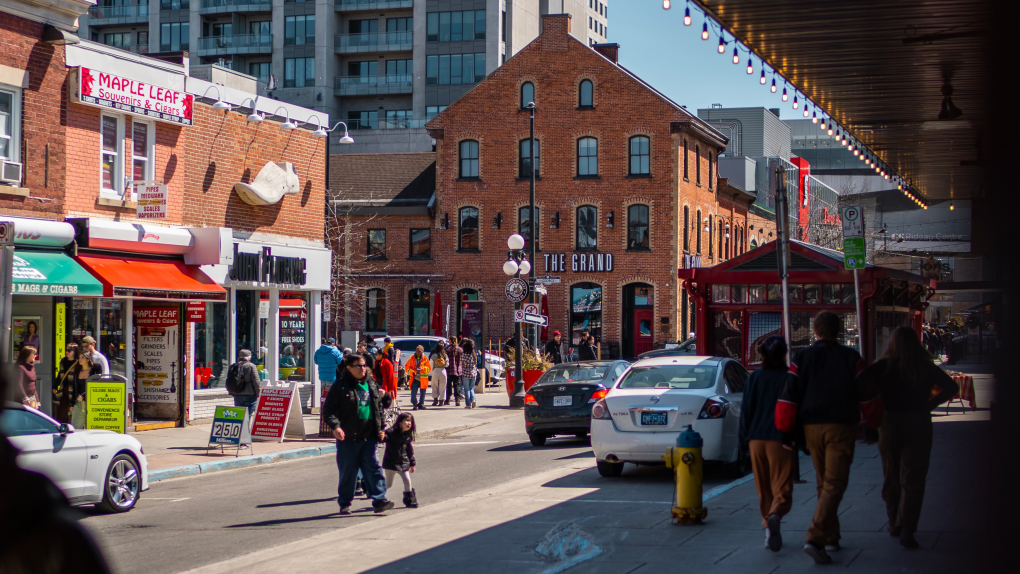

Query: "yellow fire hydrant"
(663, 425), (708, 524)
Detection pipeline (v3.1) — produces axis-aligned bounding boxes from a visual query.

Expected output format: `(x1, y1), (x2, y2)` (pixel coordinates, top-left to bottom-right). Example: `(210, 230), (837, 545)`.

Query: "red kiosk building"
(679, 240), (934, 367)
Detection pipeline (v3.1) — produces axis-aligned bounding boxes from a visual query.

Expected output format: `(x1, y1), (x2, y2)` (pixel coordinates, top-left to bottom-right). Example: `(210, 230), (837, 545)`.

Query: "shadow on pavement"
(257, 497), (338, 508)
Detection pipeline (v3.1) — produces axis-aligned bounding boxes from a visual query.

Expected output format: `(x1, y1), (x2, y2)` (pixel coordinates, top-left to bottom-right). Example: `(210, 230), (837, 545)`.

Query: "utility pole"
(772, 162), (792, 354)
(528, 101), (538, 351)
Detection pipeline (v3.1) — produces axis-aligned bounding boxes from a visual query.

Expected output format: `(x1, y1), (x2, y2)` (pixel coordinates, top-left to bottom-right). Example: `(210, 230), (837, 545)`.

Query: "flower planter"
(506, 369), (545, 397)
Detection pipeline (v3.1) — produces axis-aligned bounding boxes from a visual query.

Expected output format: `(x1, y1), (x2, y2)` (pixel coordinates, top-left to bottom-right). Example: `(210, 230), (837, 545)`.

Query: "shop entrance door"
(632, 309), (654, 356)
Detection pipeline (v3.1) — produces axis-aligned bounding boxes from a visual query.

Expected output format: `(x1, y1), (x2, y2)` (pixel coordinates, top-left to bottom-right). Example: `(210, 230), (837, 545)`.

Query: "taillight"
(591, 398), (612, 420)
(588, 388), (608, 403)
(525, 394), (538, 407)
(698, 397), (729, 419)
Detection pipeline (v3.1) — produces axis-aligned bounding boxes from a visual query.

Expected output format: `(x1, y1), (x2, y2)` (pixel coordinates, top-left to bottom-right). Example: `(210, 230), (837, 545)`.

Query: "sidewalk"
(139, 388), (517, 480)
(181, 399), (991, 574)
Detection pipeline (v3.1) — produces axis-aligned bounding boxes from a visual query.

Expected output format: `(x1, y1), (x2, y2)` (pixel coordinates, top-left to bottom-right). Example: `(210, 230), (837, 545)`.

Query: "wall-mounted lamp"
(239, 97), (263, 123)
(272, 106), (297, 130)
(440, 213), (449, 229)
(550, 211), (560, 229)
(748, 224), (754, 230)
(201, 85), (231, 112)
(323, 121), (354, 144)
(492, 212), (503, 229)
(606, 211), (615, 228)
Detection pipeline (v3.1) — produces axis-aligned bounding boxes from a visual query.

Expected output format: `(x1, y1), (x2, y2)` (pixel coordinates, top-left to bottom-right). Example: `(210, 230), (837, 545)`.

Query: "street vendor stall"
(678, 240), (934, 367)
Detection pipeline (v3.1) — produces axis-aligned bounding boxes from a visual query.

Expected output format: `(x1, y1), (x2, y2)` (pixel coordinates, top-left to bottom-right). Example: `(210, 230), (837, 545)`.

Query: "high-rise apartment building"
(80, 0), (609, 153)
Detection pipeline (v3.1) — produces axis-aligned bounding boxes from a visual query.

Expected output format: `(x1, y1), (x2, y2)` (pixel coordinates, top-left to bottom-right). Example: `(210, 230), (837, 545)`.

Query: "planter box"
(505, 369), (544, 396)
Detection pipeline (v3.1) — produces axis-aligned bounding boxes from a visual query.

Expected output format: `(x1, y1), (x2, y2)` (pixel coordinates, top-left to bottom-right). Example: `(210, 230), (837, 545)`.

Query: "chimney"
(593, 43), (619, 64)
(540, 14), (571, 52)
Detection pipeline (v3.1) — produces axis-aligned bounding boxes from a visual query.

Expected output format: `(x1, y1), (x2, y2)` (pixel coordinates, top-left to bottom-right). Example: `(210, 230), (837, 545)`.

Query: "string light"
(803, 104), (810, 118)
(792, 94), (798, 109)
(950, 202), (955, 211)
(702, 22), (709, 40)
(732, 46), (740, 64)
(812, 110), (818, 124)
(684, 6), (691, 25)
(718, 36), (726, 53)
(760, 68), (767, 84)
(827, 123), (834, 136)
(747, 59), (754, 74)
(663, 0), (671, 9)
(771, 78), (777, 92)
(782, 87), (788, 101)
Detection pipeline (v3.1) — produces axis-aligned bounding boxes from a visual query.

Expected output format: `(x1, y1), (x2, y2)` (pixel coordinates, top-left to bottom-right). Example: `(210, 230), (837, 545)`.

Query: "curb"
(146, 412), (518, 483)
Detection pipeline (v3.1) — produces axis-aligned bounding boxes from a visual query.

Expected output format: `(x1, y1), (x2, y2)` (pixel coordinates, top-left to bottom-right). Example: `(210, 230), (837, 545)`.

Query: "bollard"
(663, 425), (708, 524)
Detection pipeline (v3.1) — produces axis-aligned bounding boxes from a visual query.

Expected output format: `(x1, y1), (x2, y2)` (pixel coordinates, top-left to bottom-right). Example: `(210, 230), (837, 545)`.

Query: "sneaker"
(803, 542), (832, 564)
(766, 514), (782, 552)
(419, 404), (427, 410)
(373, 500), (395, 513)
(472, 401), (477, 408)
(465, 404), (471, 409)
(412, 404), (419, 411)
(764, 528), (771, 549)
(338, 505), (352, 515)
(825, 542), (840, 552)
(900, 535), (920, 549)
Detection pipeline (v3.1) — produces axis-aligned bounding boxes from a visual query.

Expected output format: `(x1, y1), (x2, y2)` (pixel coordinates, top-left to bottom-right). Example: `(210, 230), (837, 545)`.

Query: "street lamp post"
(504, 234), (531, 408)
(526, 101), (538, 351)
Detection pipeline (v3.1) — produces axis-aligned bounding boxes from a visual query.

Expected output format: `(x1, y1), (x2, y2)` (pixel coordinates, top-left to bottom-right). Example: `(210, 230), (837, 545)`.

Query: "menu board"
(86, 379), (126, 433)
(134, 307), (179, 404)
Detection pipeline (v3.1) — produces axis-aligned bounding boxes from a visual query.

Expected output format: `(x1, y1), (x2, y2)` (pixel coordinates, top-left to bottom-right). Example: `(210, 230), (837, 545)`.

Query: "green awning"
(12, 250), (104, 297)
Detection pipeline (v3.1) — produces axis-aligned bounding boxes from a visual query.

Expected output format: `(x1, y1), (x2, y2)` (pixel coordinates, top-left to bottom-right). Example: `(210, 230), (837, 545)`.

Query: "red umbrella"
(431, 291), (442, 335)
(540, 293), (549, 341)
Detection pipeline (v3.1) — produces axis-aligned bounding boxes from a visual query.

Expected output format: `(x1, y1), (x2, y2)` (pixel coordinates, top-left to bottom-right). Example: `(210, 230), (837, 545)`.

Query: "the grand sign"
(73, 67), (194, 126)
(543, 253), (614, 273)
(228, 244), (307, 286)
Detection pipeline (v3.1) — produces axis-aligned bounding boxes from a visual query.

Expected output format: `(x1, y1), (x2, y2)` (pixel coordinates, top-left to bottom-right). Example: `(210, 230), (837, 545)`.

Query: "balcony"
(197, 34), (272, 57)
(336, 0), (414, 11)
(335, 74), (412, 96)
(200, 0), (272, 15)
(345, 117), (431, 130)
(335, 31), (413, 54)
(86, 3), (150, 25)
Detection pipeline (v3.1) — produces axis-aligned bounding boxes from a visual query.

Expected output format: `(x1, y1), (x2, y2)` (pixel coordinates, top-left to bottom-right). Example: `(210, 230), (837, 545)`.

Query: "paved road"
(80, 413), (737, 574)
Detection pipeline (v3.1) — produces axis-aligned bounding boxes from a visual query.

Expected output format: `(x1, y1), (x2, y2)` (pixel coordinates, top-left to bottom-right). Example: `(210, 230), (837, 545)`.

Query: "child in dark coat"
(383, 412), (418, 508)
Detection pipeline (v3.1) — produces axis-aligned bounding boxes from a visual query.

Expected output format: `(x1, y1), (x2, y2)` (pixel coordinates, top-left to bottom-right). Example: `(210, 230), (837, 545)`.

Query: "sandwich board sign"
(207, 406), (253, 456)
(251, 381), (306, 442)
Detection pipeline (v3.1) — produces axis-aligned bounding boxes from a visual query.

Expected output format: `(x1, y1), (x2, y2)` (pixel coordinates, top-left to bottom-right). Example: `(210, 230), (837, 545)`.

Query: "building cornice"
(1, 0), (92, 32)
(671, 120), (728, 152)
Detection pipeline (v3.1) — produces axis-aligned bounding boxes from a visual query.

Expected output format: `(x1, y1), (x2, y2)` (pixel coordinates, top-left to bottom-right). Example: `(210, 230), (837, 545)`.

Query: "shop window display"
(279, 292), (309, 381)
(194, 302), (229, 389)
(235, 291), (268, 368)
(99, 300), (126, 378)
(69, 298), (97, 346)
(570, 283), (602, 345)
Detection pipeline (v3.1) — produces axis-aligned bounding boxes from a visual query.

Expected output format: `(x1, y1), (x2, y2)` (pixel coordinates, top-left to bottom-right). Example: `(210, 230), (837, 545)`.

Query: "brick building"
(330, 14), (752, 359)
(1, 1), (329, 427)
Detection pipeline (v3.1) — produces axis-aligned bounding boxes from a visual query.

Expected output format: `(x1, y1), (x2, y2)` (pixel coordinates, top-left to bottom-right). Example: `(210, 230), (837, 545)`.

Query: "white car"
(590, 356), (748, 477)
(1, 402), (149, 512)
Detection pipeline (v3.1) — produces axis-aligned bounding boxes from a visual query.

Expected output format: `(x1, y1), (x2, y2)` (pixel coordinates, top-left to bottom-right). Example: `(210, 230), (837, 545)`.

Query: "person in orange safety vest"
(404, 346), (431, 410)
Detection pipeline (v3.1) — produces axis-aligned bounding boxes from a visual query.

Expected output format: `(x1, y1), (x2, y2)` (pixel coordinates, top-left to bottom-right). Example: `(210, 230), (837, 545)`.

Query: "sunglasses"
(351, 364), (367, 369)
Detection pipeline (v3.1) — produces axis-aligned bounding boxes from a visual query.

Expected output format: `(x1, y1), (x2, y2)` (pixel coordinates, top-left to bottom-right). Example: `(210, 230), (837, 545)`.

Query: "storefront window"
(408, 289), (431, 335)
(279, 292), (309, 381)
(68, 298), (96, 346)
(458, 289), (483, 347)
(712, 310), (743, 360)
(235, 290), (268, 367)
(804, 284), (821, 304)
(789, 284), (803, 304)
(731, 284), (747, 304)
(194, 302), (229, 389)
(99, 300), (125, 377)
(571, 283), (602, 345)
(823, 284), (841, 305)
(712, 284), (729, 303)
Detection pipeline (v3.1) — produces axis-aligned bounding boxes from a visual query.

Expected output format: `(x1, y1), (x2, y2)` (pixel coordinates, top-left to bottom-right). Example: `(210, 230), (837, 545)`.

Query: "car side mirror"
(59, 423), (75, 434)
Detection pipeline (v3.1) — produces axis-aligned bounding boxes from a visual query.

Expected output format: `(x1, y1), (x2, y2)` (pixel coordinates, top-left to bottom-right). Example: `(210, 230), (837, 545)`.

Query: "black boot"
(404, 489), (418, 508)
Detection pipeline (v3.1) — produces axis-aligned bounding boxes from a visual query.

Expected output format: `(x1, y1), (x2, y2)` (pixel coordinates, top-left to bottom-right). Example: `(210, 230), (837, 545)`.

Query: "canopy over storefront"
(76, 254), (227, 302)
(12, 250), (104, 297)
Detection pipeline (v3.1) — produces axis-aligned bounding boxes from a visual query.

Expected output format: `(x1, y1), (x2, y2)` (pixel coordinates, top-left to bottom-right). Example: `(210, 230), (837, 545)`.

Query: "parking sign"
(841, 206), (865, 238)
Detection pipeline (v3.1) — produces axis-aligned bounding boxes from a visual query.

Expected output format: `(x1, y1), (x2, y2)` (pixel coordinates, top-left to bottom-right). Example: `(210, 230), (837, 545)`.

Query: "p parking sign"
(844, 237), (866, 270)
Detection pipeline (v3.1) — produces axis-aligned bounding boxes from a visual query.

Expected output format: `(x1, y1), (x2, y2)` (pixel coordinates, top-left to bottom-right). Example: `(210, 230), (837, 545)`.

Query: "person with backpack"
(227, 349), (261, 412)
(314, 338), (344, 396)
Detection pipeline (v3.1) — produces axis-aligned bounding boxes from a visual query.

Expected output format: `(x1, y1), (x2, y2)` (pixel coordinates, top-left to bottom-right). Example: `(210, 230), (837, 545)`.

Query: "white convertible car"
(590, 356), (748, 477)
(1, 402), (148, 512)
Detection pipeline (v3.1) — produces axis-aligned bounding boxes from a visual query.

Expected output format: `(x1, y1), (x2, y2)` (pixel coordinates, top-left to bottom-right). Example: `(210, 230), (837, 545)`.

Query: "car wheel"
(98, 453), (141, 513)
(529, 433), (547, 447)
(596, 460), (624, 477)
(728, 449), (751, 478)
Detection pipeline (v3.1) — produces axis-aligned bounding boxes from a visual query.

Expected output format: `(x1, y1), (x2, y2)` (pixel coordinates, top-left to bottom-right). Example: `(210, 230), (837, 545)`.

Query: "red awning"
(262, 298), (306, 309)
(77, 254), (227, 302)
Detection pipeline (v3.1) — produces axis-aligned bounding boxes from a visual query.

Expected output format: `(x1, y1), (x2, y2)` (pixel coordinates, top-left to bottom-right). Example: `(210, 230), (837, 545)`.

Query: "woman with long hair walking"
(857, 326), (959, 549)
(460, 340), (479, 409)
(429, 343), (448, 407)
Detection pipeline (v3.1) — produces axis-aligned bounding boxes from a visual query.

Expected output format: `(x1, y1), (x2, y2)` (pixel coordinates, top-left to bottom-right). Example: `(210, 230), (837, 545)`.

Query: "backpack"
(225, 362), (246, 395)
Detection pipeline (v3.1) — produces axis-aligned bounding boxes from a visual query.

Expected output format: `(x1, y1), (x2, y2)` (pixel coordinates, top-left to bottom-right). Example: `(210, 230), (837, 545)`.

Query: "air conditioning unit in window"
(0, 160), (22, 186)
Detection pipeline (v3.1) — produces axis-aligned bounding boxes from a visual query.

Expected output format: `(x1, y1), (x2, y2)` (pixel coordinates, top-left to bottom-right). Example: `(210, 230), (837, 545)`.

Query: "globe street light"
(505, 234), (530, 408)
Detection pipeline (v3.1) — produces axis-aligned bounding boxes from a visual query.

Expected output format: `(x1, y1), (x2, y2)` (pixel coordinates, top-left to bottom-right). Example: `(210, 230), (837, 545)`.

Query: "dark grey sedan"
(524, 360), (629, 446)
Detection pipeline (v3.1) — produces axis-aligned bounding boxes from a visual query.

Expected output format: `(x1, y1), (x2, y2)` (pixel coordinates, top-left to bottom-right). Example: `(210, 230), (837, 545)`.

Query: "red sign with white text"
(186, 302), (206, 322)
(74, 67), (194, 126)
(134, 307), (179, 327)
(251, 388), (295, 440)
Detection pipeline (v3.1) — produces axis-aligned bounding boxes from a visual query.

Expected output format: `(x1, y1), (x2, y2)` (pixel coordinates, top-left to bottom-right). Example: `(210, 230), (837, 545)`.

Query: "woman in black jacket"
(739, 335), (795, 552)
(383, 412), (417, 508)
(856, 327), (959, 548)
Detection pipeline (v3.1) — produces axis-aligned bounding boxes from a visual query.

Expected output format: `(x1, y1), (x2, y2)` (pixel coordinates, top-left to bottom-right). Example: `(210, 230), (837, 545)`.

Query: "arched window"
(629, 135), (650, 175)
(577, 137), (598, 176)
(459, 140), (479, 178)
(576, 205), (597, 250)
(520, 82), (534, 109)
(408, 288), (430, 335)
(627, 205), (649, 250)
(518, 206), (540, 250)
(683, 206), (690, 252)
(578, 79), (593, 107)
(519, 139), (539, 178)
(366, 289), (386, 332)
(458, 207), (479, 250)
(457, 289), (483, 347)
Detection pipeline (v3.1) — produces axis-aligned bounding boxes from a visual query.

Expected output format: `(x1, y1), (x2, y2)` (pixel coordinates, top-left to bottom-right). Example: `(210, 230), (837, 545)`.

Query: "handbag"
(71, 400), (87, 429)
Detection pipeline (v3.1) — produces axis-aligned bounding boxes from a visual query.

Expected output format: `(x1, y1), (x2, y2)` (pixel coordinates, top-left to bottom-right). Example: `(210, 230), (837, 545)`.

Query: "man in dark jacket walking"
(322, 354), (394, 515)
(545, 331), (563, 364)
(227, 349), (261, 412)
(776, 311), (865, 564)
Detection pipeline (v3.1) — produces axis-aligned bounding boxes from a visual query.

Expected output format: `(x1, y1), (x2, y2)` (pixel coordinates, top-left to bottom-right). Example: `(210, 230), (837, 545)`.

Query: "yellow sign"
(86, 381), (126, 433)
(55, 303), (65, 376)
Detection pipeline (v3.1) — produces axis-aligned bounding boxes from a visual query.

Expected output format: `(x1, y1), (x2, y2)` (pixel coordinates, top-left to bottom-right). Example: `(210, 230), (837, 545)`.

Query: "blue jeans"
(411, 385), (427, 406)
(336, 439), (387, 507)
(462, 375), (476, 405)
(233, 394), (258, 414)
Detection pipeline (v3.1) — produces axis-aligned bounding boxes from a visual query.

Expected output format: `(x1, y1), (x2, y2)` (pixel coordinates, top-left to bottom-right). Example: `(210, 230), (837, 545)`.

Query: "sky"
(609, 1), (799, 120)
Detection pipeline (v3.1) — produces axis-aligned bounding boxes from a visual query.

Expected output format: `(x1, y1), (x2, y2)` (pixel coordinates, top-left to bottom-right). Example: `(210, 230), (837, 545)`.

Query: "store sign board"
(228, 243), (307, 286)
(543, 253), (614, 273)
(72, 67), (194, 126)
(208, 406), (252, 446)
(251, 381), (305, 442)
(186, 302), (206, 322)
(86, 380), (126, 433)
(135, 183), (168, 219)
(134, 307), (180, 404)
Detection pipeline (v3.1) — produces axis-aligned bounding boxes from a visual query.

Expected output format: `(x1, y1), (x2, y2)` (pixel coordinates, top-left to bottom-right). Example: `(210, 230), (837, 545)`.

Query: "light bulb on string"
(684, 6), (691, 25)
(782, 87), (788, 101)
(760, 68), (767, 84)
(803, 104), (810, 118)
(718, 36), (726, 53)
(812, 110), (818, 124)
(842, 135), (848, 146)
(792, 95), (798, 109)
(663, 0), (670, 9)
(732, 46), (740, 64)
(950, 202), (955, 211)
(771, 78), (777, 92)
(827, 123), (834, 136)
(702, 22), (709, 40)
(747, 58), (754, 74)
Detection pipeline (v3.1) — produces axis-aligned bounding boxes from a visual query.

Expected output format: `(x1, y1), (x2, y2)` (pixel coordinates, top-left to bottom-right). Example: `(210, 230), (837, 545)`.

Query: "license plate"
(641, 412), (668, 425)
(553, 396), (572, 407)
